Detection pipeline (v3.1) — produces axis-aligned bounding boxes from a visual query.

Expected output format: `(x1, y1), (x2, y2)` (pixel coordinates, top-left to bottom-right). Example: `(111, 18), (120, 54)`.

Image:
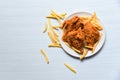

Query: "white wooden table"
(0, 0), (120, 80)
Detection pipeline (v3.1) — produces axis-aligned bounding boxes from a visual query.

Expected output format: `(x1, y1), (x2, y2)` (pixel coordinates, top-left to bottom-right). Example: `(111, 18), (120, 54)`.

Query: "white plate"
(59, 12), (106, 58)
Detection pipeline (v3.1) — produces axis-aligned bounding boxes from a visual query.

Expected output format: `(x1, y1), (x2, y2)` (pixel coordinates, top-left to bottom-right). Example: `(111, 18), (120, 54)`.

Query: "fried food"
(40, 49), (49, 64)
(64, 63), (77, 74)
(62, 13), (101, 56)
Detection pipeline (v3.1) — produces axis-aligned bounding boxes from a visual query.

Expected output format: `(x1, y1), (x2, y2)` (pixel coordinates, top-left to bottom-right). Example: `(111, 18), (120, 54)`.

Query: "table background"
(0, 0), (120, 80)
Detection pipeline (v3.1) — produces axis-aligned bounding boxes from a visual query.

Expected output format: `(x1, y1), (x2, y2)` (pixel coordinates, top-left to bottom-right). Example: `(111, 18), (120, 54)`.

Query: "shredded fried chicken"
(62, 16), (100, 54)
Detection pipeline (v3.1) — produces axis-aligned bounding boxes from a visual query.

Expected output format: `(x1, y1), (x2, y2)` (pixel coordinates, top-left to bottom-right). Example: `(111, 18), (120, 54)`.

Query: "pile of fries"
(43, 10), (66, 48)
(41, 10), (77, 74)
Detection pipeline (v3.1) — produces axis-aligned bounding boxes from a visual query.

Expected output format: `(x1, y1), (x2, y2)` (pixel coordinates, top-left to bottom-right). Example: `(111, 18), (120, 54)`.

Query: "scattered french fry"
(46, 13), (66, 19)
(51, 28), (58, 37)
(40, 49), (49, 64)
(48, 31), (57, 43)
(48, 28), (60, 45)
(43, 22), (48, 33)
(50, 10), (62, 24)
(48, 43), (61, 48)
(64, 63), (76, 74)
(51, 10), (63, 19)
(46, 15), (56, 19)
(61, 13), (67, 18)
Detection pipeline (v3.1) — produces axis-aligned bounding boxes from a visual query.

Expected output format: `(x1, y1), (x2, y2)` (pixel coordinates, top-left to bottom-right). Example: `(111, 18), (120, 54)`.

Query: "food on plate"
(40, 49), (49, 64)
(90, 12), (103, 30)
(62, 12), (103, 59)
(64, 63), (76, 74)
(84, 22), (100, 48)
(92, 33), (102, 53)
(42, 10), (104, 60)
(80, 48), (89, 60)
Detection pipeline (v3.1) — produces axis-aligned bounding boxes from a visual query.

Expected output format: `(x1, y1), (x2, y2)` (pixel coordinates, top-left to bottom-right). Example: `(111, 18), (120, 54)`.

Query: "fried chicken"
(62, 16), (100, 54)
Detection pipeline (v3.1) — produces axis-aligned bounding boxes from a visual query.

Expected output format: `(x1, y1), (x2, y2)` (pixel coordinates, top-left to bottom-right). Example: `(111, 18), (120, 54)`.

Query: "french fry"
(50, 10), (62, 24)
(51, 28), (58, 37)
(90, 12), (103, 30)
(64, 63), (76, 74)
(85, 45), (93, 49)
(46, 15), (56, 19)
(61, 13), (67, 18)
(51, 10), (63, 19)
(91, 21), (103, 30)
(80, 48), (89, 60)
(46, 13), (66, 19)
(48, 31), (57, 43)
(64, 42), (81, 54)
(48, 43), (61, 48)
(47, 18), (52, 28)
(49, 28), (59, 44)
(71, 47), (81, 53)
(91, 12), (98, 23)
(43, 22), (48, 33)
(51, 25), (60, 29)
(40, 49), (49, 64)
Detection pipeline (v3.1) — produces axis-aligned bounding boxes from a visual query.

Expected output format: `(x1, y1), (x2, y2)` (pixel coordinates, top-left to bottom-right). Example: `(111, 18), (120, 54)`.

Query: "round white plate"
(59, 12), (106, 58)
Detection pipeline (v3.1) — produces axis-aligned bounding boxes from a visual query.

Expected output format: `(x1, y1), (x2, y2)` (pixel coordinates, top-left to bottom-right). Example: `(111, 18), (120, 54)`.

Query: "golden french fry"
(51, 28), (58, 37)
(46, 15), (56, 19)
(49, 28), (59, 44)
(46, 13), (66, 19)
(64, 42), (81, 54)
(40, 49), (49, 64)
(71, 47), (81, 53)
(51, 25), (60, 29)
(64, 63), (76, 74)
(91, 21), (103, 30)
(90, 12), (103, 30)
(48, 43), (61, 48)
(85, 45), (93, 49)
(50, 10), (62, 24)
(48, 31), (57, 43)
(91, 12), (98, 22)
(43, 22), (48, 33)
(51, 10), (63, 19)
(61, 13), (67, 17)
(80, 48), (89, 60)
